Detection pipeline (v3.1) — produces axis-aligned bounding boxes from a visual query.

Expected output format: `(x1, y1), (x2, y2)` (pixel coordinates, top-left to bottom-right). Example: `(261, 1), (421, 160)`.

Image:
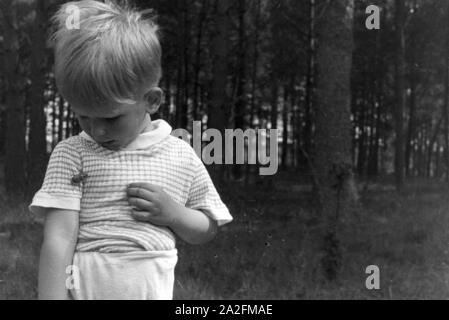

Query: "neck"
(141, 113), (154, 133)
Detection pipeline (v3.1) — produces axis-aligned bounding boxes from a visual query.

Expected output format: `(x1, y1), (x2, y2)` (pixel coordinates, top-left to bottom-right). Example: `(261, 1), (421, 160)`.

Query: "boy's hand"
(126, 182), (180, 227)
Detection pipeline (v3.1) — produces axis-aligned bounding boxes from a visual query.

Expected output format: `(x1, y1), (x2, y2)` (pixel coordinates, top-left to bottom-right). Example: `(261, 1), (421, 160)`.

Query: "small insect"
(71, 170), (88, 185)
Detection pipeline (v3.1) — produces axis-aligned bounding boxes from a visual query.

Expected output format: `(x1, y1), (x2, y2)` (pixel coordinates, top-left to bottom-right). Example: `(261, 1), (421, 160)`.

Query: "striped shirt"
(29, 120), (232, 253)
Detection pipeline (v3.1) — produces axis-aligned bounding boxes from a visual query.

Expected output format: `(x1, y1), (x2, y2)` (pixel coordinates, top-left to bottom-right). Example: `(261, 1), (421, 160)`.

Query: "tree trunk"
(411, 138), (418, 177)
(65, 102), (72, 139)
(312, 0), (357, 282)
(435, 143), (441, 178)
(304, 0), (316, 158)
(427, 117), (442, 178)
(58, 95), (64, 142)
(419, 123), (429, 177)
(182, 0), (190, 130)
(370, 79), (383, 176)
(245, 0), (261, 184)
(356, 84), (366, 176)
(282, 85), (290, 169)
(268, 8), (279, 184)
(368, 27), (384, 177)
(445, 58), (449, 182)
(367, 91), (377, 177)
(28, 0), (49, 197)
(394, 0), (406, 191)
(291, 80), (300, 170)
(233, 0), (247, 179)
(52, 99), (57, 147)
(444, 8), (449, 182)
(175, 0), (188, 129)
(192, 0), (207, 122)
(423, 125), (428, 177)
(249, 0), (260, 130)
(270, 82), (278, 130)
(405, 25), (417, 177)
(208, 0), (230, 182)
(0, 109), (5, 156)
(1, 0), (27, 196)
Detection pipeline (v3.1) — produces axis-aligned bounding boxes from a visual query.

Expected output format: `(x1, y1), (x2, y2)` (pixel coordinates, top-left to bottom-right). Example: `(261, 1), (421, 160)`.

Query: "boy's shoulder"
(46, 135), (85, 167)
(162, 134), (202, 163)
(164, 134), (197, 153)
(52, 135), (85, 152)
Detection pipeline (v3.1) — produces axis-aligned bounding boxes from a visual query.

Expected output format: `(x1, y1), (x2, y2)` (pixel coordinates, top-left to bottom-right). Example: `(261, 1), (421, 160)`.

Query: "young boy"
(29, 0), (232, 300)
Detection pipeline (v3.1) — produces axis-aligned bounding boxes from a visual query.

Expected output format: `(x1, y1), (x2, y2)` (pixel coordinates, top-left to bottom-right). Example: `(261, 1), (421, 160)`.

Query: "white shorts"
(69, 249), (178, 300)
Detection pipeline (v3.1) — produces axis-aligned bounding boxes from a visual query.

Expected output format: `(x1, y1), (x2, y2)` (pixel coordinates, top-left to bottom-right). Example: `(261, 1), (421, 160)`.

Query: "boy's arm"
(127, 183), (218, 245)
(132, 200), (218, 245)
(169, 205), (218, 245)
(38, 209), (79, 300)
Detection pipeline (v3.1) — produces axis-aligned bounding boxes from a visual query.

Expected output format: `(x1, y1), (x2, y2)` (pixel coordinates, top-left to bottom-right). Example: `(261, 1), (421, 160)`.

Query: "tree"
(304, 0), (316, 159)
(232, 0), (247, 180)
(1, 0), (27, 196)
(394, 0), (406, 191)
(192, 0), (208, 122)
(444, 3), (449, 182)
(312, 0), (357, 281)
(207, 0), (230, 182)
(27, 0), (49, 197)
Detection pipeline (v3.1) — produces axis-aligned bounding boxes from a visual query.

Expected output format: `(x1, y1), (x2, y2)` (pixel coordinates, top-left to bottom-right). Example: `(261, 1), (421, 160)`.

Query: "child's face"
(72, 100), (150, 151)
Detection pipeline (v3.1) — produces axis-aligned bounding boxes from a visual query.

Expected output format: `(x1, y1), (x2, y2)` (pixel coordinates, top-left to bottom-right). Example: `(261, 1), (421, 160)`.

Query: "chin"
(101, 142), (122, 151)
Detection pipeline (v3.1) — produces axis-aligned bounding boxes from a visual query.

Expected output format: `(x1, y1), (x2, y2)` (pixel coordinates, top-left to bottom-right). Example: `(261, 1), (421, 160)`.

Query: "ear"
(143, 87), (163, 114)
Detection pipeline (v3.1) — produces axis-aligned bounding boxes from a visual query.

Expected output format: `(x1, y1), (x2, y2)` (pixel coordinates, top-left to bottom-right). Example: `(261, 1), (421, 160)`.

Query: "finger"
(131, 210), (166, 226)
(127, 196), (155, 212)
(131, 210), (154, 222)
(128, 182), (159, 191)
(127, 187), (156, 201)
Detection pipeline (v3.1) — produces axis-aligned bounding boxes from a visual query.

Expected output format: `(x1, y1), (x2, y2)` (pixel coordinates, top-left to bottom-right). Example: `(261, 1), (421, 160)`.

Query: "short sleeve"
(29, 140), (82, 217)
(186, 158), (233, 227)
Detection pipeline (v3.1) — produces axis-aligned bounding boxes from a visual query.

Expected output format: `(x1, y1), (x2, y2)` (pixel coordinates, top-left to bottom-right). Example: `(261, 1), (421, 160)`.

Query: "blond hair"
(49, 0), (161, 108)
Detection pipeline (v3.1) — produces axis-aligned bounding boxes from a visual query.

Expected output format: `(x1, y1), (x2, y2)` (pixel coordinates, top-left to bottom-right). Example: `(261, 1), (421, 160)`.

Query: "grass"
(0, 194), (42, 299)
(1, 176), (449, 299)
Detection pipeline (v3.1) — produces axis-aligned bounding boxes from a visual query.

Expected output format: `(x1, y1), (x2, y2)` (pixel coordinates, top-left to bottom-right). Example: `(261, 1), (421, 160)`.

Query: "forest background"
(1, 0), (449, 299)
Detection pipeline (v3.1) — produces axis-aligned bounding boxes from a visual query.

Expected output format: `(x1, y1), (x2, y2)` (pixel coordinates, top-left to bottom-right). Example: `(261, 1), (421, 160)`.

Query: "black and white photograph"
(0, 0), (448, 302)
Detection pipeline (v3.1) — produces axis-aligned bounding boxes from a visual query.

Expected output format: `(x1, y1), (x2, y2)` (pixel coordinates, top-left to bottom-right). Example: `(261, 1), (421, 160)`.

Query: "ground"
(1, 173), (449, 299)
